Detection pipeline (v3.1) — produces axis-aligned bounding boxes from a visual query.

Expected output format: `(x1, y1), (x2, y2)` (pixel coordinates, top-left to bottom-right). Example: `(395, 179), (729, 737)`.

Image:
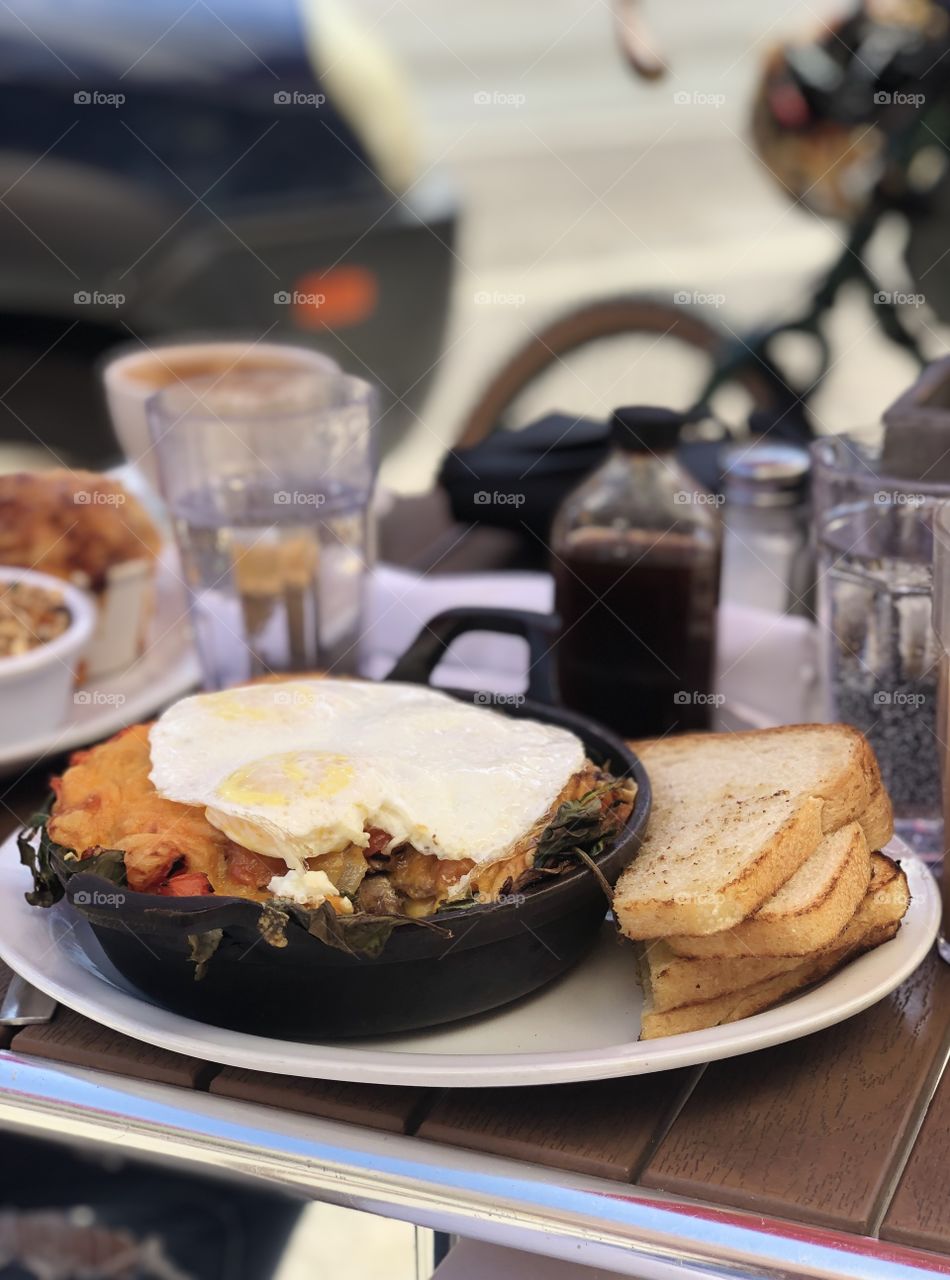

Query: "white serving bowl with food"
(0, 566), (96, 747)
(0, 469), (161, 678)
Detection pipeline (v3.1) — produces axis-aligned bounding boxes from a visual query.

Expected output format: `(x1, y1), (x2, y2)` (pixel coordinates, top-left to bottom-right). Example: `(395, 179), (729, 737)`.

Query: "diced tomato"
(225, 846), (279, 888)
(364, 827), (391, 856)
(158, 871), (212, 897)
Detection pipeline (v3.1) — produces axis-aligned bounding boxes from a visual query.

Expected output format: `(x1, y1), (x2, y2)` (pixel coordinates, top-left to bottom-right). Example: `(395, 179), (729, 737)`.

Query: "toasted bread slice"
(639, 921), (899, 1039)
(664, 822), (871, 959)
(858, 774), (894, 851)
(644, 853), (906, 1008)
(867, 850), (901, 892)
(821, 852), (908, 948)
(643, 938), (808, 1013)
(615, 725), (879, 939)
(637, 855), (909, 1039)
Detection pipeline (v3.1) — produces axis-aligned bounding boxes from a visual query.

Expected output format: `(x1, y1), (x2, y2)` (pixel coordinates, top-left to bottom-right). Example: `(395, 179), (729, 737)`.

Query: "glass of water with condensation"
(147, 365), (377, 689)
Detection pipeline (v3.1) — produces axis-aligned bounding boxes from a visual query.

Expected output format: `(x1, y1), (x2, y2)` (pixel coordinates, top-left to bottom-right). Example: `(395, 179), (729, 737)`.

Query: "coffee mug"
(102, 339), (339, 490)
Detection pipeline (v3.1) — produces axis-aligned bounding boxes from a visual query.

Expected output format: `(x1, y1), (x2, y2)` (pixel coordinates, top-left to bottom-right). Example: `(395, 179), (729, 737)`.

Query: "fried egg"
(148, 680), (586, 875)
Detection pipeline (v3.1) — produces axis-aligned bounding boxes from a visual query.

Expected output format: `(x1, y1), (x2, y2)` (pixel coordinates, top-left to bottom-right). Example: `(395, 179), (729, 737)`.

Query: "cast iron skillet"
(51, 607), (651, 1040)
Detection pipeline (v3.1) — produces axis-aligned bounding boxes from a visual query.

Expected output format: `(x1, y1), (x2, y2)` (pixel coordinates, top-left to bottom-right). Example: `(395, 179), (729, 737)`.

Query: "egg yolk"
(216, 751), (355, 808)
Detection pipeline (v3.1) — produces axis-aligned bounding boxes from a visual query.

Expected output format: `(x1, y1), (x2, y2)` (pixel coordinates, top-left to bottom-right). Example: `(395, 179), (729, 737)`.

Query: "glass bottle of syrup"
(551, 405), (721, 737)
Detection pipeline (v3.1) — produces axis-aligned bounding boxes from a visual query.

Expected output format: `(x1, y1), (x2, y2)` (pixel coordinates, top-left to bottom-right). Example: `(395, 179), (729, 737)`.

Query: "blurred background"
(1, 0), (946, 492)
(374, 0), (948, 488)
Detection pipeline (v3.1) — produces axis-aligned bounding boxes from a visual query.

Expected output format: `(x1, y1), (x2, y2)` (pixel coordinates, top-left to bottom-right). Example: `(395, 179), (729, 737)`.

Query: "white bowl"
(83, 557), (156, 679)
(0, 567), (96, 748)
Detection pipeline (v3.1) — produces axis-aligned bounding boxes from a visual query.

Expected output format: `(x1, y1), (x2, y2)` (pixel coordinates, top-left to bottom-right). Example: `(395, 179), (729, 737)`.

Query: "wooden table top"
(2, 947), (949, 1263)
(1, 496), (948, 1272)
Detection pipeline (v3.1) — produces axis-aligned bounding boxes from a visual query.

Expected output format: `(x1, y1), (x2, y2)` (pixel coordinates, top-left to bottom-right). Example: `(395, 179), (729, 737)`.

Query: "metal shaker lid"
(720, 442), (810, 508)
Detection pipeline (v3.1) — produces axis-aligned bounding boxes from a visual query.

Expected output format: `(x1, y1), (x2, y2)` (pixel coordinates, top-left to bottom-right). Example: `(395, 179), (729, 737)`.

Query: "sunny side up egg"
(147, 680), (587, 883)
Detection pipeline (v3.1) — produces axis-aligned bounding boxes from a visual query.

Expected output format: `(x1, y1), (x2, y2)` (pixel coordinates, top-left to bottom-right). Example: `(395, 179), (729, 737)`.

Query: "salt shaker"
(719, 441), (812, 616)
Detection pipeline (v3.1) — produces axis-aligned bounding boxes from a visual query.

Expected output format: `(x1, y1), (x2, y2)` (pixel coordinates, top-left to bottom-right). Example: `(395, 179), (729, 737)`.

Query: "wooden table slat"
(10, 1007), (217, 1090)
(640, 952), (950, 1234)
(417, 1068), (697, 1182)
(880, 1056), (950, 1252)
(210, 1067), (430, 1135)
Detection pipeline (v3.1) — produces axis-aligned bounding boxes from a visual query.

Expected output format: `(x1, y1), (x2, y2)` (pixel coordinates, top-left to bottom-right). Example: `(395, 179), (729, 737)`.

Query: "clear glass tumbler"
(813, 434), (947, 856)
(147, 366), (377, 689)
(932, 501), (950, 960)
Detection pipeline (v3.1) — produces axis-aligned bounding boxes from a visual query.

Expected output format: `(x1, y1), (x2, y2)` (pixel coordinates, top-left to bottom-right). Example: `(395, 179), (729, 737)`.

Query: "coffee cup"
(102, 340), (339, 490)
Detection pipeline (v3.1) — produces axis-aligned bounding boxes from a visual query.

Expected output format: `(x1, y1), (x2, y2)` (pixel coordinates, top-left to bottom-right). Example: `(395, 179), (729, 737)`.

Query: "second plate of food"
(0, 549), (199, 777)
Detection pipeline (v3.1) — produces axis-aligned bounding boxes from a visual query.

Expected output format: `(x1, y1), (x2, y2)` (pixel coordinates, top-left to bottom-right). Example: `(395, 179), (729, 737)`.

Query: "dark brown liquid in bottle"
(553, 528), (719, 737)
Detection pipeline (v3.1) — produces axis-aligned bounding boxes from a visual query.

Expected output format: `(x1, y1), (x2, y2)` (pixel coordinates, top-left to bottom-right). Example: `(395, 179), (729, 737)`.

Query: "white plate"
(0, 835), (939, 1087)
(0, 553), (199, 778)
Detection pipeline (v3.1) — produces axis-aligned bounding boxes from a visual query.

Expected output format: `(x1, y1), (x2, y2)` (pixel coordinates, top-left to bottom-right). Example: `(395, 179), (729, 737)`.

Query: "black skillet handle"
(386, 606), (561, 707)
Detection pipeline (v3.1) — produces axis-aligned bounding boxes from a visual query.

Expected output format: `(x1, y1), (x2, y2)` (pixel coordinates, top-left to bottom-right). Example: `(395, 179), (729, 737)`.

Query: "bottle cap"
(610, 405), (688, 453)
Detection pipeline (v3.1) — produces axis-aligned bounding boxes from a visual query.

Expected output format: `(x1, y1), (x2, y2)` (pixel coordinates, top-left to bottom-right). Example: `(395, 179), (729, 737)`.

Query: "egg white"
(148, 679), (586, 874)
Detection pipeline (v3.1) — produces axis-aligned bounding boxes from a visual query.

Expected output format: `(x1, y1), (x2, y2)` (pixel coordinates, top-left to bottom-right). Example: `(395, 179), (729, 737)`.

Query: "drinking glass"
(932, 501), (950, 960)
(147, 367), (377, 689)
(812, 434), (947, 856)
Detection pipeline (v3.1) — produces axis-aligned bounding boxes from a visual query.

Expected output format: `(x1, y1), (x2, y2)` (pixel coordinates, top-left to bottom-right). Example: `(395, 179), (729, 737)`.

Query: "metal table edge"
(0, 1050), (948, 1280)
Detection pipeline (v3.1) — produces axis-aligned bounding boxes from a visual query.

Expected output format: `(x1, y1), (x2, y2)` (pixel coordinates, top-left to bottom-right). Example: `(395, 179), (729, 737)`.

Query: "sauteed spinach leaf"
(533, 781), (636, 871)
(259, 897), (450, 960)
(18, 801), (64, 907)
(19, 804), (127, 908)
